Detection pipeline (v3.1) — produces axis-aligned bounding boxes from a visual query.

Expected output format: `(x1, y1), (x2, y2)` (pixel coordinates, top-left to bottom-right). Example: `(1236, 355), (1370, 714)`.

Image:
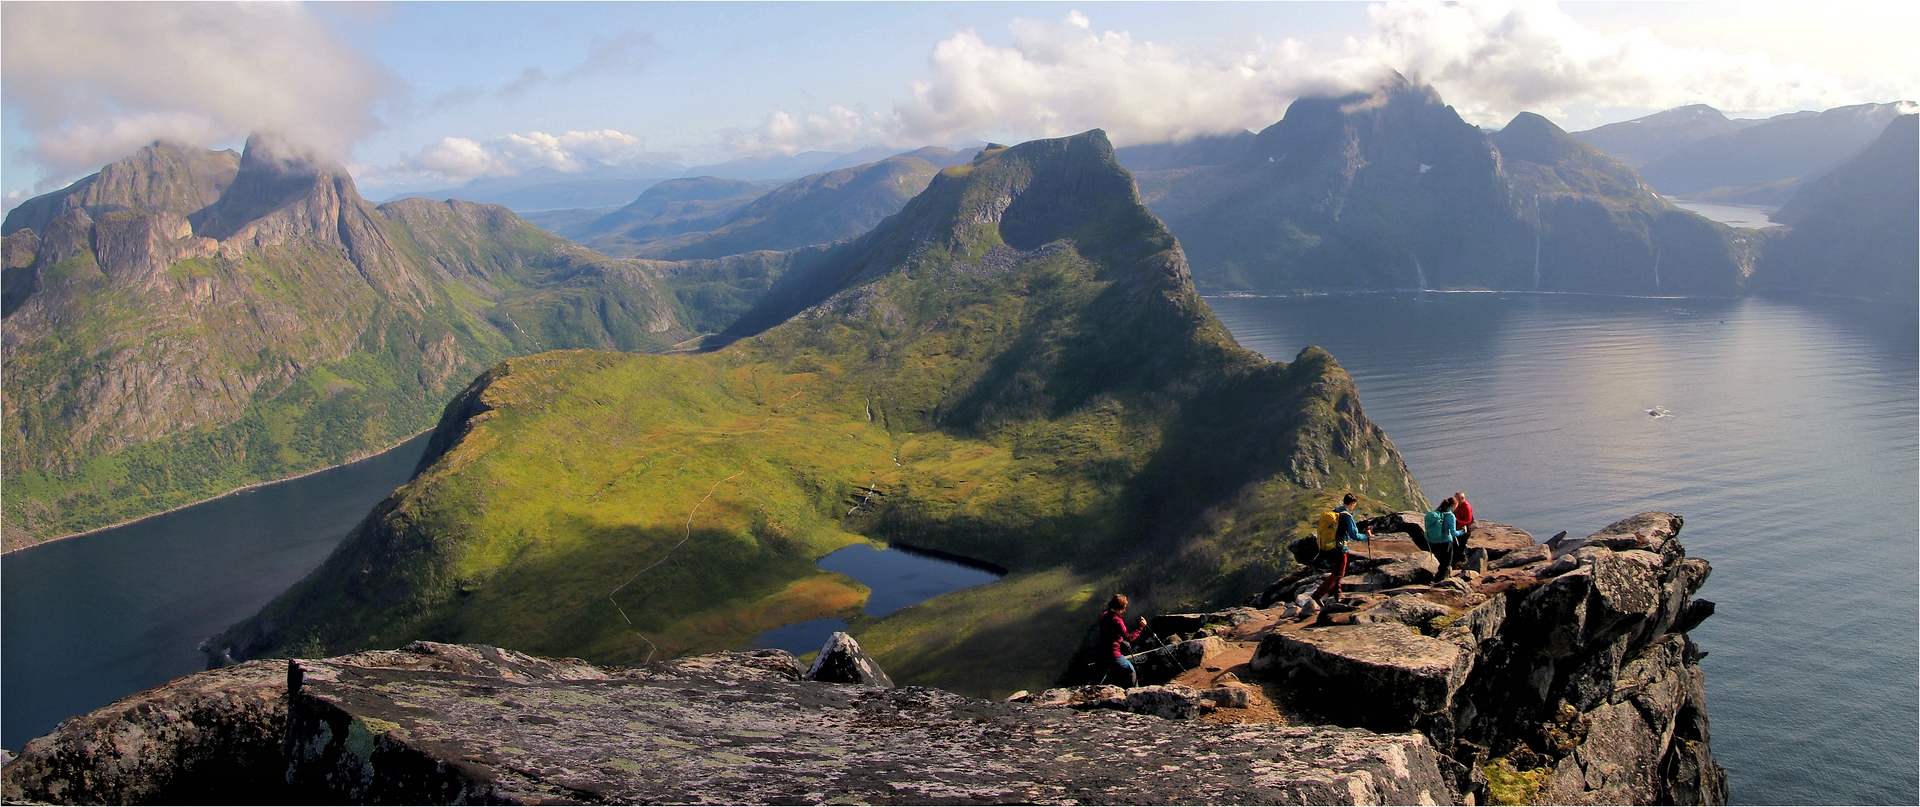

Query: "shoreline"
(2, 430), (432, 556)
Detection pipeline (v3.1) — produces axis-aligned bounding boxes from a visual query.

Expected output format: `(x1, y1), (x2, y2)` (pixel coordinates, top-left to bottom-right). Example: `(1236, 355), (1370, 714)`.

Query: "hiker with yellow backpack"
(1305, 493), (1371, 614)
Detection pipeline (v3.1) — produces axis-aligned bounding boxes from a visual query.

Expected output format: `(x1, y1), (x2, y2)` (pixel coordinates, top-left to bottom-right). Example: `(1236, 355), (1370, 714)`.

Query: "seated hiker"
(1454, 491), (1475, 537)
(1424, 498), (1466, 577)
(1096, 594), (1147, 688)
(1307, 493), (1371, 612)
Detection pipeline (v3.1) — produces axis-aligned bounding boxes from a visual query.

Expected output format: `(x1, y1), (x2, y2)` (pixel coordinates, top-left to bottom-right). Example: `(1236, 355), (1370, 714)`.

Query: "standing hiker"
(1308, 493), (1370, 612)
(1425, 498), (1465, 577)
(1454, 491), (1475, 536)
(1096, 594), (1146, 688)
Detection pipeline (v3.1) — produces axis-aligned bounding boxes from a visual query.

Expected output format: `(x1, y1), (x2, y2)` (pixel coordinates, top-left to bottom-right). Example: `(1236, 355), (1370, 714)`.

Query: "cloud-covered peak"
(1, 2), (394, 191)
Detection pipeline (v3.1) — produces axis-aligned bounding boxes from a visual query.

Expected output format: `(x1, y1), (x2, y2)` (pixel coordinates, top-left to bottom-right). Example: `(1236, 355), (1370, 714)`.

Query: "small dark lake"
(0, 433), (433, 751)
(749, 543), (1002, 656)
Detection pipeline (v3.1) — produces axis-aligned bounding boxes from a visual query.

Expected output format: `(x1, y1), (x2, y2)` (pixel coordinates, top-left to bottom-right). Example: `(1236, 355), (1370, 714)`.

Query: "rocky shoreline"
(1, 512), (1724, 805)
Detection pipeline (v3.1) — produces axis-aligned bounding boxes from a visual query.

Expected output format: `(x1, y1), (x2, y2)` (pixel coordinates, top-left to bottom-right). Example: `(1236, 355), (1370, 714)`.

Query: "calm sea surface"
(1210, 292), (1918, 806)
(0, 433), (432, 750)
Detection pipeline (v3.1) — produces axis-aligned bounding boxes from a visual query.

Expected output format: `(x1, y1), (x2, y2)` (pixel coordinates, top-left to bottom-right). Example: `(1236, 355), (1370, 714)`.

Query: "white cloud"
(397, 129), (667, 182)
(735, 2), (1875, 154)
(1364, 0), (1851, 124)
(1, 2), (394, 189)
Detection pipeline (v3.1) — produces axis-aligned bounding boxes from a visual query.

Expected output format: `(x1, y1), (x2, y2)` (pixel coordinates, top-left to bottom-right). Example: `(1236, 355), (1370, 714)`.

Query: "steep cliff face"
(1142, 76), (1750, 295)
(1750, 114), (1918, 303)
(1, 137), (688, 548)
(214, 130), (1422, 700)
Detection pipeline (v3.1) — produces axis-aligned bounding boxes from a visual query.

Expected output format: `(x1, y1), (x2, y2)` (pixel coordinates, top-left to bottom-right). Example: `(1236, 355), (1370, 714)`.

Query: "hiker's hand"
(1137, 617), (1148, 628)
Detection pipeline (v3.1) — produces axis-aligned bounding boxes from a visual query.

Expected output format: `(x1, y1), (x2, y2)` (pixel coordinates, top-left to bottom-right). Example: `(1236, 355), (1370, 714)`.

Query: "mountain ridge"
(0, 137), (691, 548)
(213, 129), (1423, 704)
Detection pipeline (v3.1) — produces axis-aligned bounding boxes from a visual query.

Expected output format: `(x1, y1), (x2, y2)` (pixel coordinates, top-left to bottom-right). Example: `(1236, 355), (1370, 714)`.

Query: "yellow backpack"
(1316, 510), (1343, 551)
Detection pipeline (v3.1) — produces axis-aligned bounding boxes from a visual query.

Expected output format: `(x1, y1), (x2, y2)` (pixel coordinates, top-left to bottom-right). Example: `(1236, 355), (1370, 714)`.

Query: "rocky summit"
(4, 511), (1724, 805)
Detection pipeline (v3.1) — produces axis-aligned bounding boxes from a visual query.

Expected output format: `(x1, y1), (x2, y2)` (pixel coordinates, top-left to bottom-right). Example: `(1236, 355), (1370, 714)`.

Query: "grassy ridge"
(219, 131), (1425, 696)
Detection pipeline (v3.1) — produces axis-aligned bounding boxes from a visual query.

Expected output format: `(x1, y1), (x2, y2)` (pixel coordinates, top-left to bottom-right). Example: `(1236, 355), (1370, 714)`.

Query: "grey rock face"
(0, 661), (290, 805)
(273, 643), (1455, 804)
(804, 631), (895, 687)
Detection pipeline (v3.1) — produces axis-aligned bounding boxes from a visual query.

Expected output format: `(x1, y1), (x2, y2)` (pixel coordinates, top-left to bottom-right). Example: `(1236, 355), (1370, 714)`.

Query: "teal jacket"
(1423, 510), (1462, 544)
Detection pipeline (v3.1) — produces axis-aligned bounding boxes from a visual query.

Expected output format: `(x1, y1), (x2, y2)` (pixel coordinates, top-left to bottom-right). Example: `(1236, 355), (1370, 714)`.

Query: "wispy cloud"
(1, 2), (395, 189)
(732, 1), (1876, 155)
(371, 129), (676, 186)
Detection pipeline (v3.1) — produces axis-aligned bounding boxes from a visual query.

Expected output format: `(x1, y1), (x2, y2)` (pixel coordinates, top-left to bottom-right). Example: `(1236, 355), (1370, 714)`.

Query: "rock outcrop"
(805, 631), (895, 686)
(6, 641), (1455, 805)
(1246, 512), (1725, 804)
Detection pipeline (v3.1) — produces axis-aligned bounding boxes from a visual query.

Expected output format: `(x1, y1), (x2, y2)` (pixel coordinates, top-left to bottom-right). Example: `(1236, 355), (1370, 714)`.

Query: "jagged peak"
(193, 132), (370, 244)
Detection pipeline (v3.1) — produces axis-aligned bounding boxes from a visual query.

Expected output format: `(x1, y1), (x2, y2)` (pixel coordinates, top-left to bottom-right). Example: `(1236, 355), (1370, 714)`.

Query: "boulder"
(1494, 543), (1551, 570)
(1203, 685), (1253, 709)
(1357, 596), (1452, 630)
(1251, 623), (1472, 733)
(1125, 685), (1207, 719)
(1127, 636), (1226, 685)
(804, 631), (894, 687)
(1466, 522), (1535, 558)
(1369, 552), (1441, 589)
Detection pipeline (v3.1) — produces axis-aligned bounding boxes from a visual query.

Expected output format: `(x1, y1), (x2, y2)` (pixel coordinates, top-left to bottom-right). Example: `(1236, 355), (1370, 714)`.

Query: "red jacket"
(1099, 610), (1143, 659)
(1456, 498), (1475, 530)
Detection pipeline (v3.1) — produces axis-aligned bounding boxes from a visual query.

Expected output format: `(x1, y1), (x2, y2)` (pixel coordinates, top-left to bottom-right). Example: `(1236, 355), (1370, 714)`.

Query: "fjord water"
(750, 543), (1002, 655)
(0, 433), (433, 751)
(1210, 293), (1919, 805)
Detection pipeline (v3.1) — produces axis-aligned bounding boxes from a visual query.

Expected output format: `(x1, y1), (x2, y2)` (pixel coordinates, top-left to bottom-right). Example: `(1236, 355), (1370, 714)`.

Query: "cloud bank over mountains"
(397, 130), (676, 183)
(736, 1), (1884, 155)
(2, 0), (1909, 197)
(1, 2), (393, 187)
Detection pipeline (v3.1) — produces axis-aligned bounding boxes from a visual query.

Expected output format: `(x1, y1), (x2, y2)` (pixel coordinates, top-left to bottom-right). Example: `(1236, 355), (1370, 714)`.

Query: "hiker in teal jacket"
(1424, 498), (1465, 577)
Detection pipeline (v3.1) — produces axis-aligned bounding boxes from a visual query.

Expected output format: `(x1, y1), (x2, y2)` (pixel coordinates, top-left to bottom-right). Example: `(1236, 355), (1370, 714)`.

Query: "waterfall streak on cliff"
(608, 471), (745, 663)
(1414, 257), (1428, 290)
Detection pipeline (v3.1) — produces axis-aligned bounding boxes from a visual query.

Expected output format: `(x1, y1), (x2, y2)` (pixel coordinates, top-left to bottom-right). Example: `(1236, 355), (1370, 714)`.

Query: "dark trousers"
(1312, 549), (1349, 601)
(1432, 541), (1454, 572)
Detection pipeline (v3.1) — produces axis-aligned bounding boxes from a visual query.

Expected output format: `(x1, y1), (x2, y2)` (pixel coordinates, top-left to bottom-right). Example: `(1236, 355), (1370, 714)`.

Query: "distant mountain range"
(380, 145), (979, 213)
(0, 138), (694, 547)
(1751, 114), (1918, 303)
(1134, 75), (1753, 296)
(1575, 101), (1915, 204)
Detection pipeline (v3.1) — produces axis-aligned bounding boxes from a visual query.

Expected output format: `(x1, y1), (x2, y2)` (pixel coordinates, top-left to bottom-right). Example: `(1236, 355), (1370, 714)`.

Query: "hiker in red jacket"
(1455, 491), (1475, 535)
(1096, 594), (1146, 688)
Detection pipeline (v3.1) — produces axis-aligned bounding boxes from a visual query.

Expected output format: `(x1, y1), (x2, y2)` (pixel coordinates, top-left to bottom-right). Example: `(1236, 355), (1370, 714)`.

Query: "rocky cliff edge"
(2, 511), (1721, 805)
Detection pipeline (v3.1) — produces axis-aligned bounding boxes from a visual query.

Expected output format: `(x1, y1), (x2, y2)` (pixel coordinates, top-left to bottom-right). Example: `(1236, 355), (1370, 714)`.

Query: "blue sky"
(5, 1), (1916, 206)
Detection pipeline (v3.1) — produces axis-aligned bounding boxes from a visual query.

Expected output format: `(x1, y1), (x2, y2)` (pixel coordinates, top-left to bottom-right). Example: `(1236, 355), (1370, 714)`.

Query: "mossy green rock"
(217, 129), (1423, 698)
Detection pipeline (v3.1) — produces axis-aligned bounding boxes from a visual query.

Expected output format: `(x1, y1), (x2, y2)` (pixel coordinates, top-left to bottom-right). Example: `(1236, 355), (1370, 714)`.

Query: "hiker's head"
(1439, 497), (1456, 512)
(1455, 491), (1466, 502)
(1342, 493), (1358, 507)
(1107, 594), (1129, 614)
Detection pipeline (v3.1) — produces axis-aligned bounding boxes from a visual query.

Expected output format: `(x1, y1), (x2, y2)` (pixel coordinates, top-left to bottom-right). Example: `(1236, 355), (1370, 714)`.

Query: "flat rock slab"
(1465, 522), (1534, 556)
(1251, 623), (1471, 733)
(285, 649), (1457, 805)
